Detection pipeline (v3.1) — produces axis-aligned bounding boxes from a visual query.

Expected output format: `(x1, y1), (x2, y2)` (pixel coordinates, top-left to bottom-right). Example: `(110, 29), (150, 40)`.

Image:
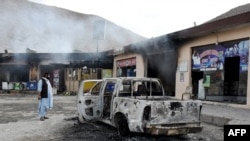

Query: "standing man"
(37, 72), (53, 121)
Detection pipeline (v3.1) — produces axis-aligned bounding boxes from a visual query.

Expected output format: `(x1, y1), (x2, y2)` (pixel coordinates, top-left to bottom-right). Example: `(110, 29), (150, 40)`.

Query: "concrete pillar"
(247, 40), (250, 106)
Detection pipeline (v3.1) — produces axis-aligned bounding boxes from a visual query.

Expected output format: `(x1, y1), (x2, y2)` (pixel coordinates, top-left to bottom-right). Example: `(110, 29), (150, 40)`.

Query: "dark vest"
(40, 78), (48, 98)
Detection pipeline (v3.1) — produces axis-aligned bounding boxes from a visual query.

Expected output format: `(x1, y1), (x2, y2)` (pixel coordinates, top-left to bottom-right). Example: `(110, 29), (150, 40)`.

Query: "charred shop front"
(191, 38), (249, 104)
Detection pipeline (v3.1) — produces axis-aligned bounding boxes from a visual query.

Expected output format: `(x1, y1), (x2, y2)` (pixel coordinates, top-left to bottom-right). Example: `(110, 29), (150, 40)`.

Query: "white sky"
(30, 0), (250, 38)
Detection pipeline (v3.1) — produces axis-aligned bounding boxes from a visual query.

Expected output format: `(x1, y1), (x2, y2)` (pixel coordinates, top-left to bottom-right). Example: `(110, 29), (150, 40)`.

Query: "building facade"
(115, 4), (250, 107)
(114, 36), (178, 96)
(113, 53), (145, 78)
(176, 27), (250, 105)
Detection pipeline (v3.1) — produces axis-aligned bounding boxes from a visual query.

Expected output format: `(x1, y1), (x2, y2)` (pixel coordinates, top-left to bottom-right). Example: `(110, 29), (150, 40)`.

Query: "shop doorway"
(192, 71), (204, 98)
(147, 53), (176, 96)
(223, 56), (240, 96)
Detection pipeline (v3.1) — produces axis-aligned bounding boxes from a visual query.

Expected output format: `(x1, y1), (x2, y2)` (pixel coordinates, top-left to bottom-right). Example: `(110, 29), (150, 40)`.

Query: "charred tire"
(117, 119), (130, 137)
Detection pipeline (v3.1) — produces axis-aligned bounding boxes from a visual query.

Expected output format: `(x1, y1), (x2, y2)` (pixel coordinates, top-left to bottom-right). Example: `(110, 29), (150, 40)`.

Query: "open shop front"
(191, 39), (249, 104)
(116, 57), (136, 77)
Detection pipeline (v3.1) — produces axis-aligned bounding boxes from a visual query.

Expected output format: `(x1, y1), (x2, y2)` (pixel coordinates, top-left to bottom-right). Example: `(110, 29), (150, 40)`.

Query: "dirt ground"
(0, 94), (75, 141)
(0, 94), (223, 141)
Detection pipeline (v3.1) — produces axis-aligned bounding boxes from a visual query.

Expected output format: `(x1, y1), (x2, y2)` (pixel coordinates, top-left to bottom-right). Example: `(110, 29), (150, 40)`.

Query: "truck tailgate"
(150, 100), (202, 125)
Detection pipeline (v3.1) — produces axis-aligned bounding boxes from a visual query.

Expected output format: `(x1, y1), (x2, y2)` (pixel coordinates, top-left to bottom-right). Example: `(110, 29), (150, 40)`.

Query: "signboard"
(117, 57), (136, 68)
(179, 61), (188, 72)
(180, 73), (184, 82)
(192, 39), (249, 72)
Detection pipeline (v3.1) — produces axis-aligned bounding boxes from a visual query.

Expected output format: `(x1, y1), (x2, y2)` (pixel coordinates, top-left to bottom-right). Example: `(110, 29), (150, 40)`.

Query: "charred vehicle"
(77, 77), (203, 136)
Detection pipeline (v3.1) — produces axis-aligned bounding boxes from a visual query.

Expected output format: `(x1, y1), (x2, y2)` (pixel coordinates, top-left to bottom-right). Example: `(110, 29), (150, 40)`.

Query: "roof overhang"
(0, 52), (114, 67)
(169, 11), (250, 41)
(123, 11), (250, 54)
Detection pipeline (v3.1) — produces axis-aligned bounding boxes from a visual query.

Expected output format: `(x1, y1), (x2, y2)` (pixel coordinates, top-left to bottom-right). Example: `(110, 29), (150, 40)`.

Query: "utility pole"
(93, 20), (106, 66)
(96, 40), (99, 61)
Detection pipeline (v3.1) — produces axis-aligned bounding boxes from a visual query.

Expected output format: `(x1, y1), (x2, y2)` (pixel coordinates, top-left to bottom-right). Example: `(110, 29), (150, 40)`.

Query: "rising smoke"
(0, 0), (146, 54)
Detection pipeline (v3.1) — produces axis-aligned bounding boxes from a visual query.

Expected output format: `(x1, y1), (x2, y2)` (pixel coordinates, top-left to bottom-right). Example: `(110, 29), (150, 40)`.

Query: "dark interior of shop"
(224, 56), (240, 96)
(147, 53), (176, 96)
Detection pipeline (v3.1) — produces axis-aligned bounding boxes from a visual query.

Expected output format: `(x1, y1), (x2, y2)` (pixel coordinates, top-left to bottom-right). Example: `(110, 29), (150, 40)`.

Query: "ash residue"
(58, 120), (122, 141)
(56, 118), (192, 141)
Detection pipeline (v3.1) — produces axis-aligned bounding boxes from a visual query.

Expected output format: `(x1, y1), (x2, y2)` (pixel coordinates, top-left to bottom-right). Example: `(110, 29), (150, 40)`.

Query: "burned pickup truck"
(77, 77), (203, 136)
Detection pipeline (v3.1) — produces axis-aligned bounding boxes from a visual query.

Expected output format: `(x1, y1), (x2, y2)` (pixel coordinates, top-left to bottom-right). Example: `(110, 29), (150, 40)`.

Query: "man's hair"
(43, 72), (49, 77)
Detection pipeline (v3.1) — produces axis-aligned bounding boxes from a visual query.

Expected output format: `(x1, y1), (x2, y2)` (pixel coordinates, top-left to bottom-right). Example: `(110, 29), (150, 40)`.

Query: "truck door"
(77, 80), (102, 121)
(101, 81), (116, 119)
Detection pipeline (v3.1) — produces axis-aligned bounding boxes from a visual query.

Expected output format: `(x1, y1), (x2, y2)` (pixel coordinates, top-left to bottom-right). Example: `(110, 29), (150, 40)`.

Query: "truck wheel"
(117, 119), (130, 136)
